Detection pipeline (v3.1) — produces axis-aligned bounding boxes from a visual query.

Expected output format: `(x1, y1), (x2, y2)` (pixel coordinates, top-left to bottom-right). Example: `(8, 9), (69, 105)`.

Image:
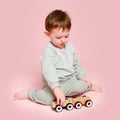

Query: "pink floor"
(1, 0), (120, 120)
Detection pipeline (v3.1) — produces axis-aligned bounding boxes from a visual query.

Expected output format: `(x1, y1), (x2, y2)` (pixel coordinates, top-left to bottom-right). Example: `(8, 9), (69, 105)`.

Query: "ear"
(44, 31), (50, 36)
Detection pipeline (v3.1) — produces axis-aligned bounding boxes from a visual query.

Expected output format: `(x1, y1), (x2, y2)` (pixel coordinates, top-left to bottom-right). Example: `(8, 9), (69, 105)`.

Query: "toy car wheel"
(55, 105), (63, 112)
(75, 102), (82, 109)
(85, 100), (93, 107)
(66, 103), (73, 111)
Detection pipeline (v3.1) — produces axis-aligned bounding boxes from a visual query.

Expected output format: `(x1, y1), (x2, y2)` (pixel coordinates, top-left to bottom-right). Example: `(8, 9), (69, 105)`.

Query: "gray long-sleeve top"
(41, 42), (86, 89)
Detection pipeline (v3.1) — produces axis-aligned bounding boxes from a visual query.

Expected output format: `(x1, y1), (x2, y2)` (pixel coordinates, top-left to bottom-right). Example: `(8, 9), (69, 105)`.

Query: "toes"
(13, 94), (19, 100)
(13, 92), (21, 99)
(99, 88), (103, 92)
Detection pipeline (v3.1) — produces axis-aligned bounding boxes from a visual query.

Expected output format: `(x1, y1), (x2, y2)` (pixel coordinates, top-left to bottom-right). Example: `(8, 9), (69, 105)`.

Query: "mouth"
(60, 43), (64, 46)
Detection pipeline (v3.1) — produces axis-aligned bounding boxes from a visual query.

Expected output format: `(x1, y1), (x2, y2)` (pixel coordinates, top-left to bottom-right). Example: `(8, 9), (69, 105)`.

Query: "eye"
(65, 36), (69, 38)
(56, 37), (62, 39)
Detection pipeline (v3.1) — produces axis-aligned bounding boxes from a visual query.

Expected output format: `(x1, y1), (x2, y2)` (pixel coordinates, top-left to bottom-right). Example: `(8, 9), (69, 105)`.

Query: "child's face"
(46, 28), (70, 49)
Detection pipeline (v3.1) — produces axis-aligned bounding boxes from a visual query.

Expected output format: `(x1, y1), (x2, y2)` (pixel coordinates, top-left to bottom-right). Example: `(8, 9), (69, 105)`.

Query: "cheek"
(53, 39), (61, 44)
(54, 39), (59, 42)
(65, 38), (69, 43)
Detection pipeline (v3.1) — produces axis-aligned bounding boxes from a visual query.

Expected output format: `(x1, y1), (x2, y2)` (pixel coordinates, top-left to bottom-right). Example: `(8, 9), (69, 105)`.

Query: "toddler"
(14, 10), (102, 106)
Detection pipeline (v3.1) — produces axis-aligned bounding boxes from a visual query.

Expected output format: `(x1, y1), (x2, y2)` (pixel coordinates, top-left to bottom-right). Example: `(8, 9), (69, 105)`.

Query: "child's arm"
(41, 47), (65, 104)
(41, 47), (60, 89)
(71, 44), (92, 87)
(72, 48), (86, 79)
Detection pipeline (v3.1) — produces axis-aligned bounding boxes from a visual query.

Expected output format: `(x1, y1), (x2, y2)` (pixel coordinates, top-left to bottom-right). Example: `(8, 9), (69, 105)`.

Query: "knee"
(80, 80), (89, 89)
(28, 88), (55, 105)
(42, 90), (56, 105)
(72, 80), (89, 93)
(41, 97), (55, 105)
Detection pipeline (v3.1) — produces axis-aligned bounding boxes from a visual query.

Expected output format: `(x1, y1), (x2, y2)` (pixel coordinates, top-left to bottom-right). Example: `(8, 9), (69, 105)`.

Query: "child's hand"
(53, 87), (65, 106)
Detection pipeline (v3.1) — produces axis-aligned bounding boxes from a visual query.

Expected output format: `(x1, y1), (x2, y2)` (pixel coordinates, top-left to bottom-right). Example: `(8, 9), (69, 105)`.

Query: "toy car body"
(72, 95), (93, 108)
(51, 95), (93, 112)
(52, 98), (74, 112)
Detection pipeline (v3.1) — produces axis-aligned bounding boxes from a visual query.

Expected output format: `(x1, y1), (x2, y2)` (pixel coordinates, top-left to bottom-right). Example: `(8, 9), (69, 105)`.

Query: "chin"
(59, 46), (65, 49)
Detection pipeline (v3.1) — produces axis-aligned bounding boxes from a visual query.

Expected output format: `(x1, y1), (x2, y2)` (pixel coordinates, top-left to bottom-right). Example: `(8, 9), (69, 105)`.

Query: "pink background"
(0, 0), (120, 120)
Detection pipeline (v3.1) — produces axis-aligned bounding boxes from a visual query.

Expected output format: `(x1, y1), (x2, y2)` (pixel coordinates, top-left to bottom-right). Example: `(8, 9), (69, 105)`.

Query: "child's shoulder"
(42, 42), (56, 55)
(66, 42), (76, 51)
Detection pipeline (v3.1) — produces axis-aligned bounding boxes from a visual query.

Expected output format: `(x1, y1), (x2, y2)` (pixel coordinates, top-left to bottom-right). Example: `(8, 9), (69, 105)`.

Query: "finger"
(57, 97), (60, 105)
(60, 97), (65, 106)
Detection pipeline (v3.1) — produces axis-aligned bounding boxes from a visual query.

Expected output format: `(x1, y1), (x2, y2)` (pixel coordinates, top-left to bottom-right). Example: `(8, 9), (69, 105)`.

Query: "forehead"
(51, 28), (70, 36)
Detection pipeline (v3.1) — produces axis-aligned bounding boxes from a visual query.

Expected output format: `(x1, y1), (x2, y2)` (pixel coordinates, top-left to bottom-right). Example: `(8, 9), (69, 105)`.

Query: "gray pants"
(28, 78), (90, 105)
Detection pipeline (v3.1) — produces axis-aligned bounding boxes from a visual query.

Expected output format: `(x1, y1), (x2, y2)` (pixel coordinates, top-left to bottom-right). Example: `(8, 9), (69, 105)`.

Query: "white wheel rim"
(56, 106), (63, 112)
(76, 103), (82, 109)
(67, 104), (73, 110)
(86, 101), (93, 107)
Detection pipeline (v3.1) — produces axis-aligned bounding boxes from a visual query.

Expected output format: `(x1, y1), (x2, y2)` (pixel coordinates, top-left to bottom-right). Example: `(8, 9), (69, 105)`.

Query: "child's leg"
(60, 79), (102, 97)
(14, 87), (56, 105)
(27, 87), (55, 105)
(70, 80), (102, 93)
(60, 79), (89, 96)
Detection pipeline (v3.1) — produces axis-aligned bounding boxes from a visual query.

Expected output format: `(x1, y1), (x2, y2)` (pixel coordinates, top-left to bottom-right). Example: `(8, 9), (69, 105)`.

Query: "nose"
(61, 39), (65, 43)
(61, 38), (66, 43)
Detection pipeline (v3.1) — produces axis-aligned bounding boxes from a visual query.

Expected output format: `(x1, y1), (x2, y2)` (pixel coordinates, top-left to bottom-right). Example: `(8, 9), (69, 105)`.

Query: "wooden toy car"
(51, 95), (93, 112)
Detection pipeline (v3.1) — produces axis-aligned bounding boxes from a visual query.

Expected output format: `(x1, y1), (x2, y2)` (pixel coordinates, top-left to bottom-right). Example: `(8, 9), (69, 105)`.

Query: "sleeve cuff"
(50, 82), (60, 89)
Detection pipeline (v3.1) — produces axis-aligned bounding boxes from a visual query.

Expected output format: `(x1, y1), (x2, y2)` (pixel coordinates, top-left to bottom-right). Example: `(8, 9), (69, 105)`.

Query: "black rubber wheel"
(85, 100), (93, 107)
(66, 103), (73, 111)
(55, 105), (63, 112)
(75, 102), (82, 109)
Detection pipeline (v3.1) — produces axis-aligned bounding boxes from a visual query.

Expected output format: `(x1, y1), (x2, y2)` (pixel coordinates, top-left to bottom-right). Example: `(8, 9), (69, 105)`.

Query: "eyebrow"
(56, 34), (70, 37)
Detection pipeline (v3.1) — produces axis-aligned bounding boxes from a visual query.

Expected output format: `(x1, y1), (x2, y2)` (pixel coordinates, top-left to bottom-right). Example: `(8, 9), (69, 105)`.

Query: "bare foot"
(14, 89), (29, 100)
(91, 84), (102, 92)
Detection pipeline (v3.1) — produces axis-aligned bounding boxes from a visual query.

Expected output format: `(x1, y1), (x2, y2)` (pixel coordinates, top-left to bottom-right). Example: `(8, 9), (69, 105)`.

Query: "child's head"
(45, 9), (71, 32)
(45, 10), (71, 49)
